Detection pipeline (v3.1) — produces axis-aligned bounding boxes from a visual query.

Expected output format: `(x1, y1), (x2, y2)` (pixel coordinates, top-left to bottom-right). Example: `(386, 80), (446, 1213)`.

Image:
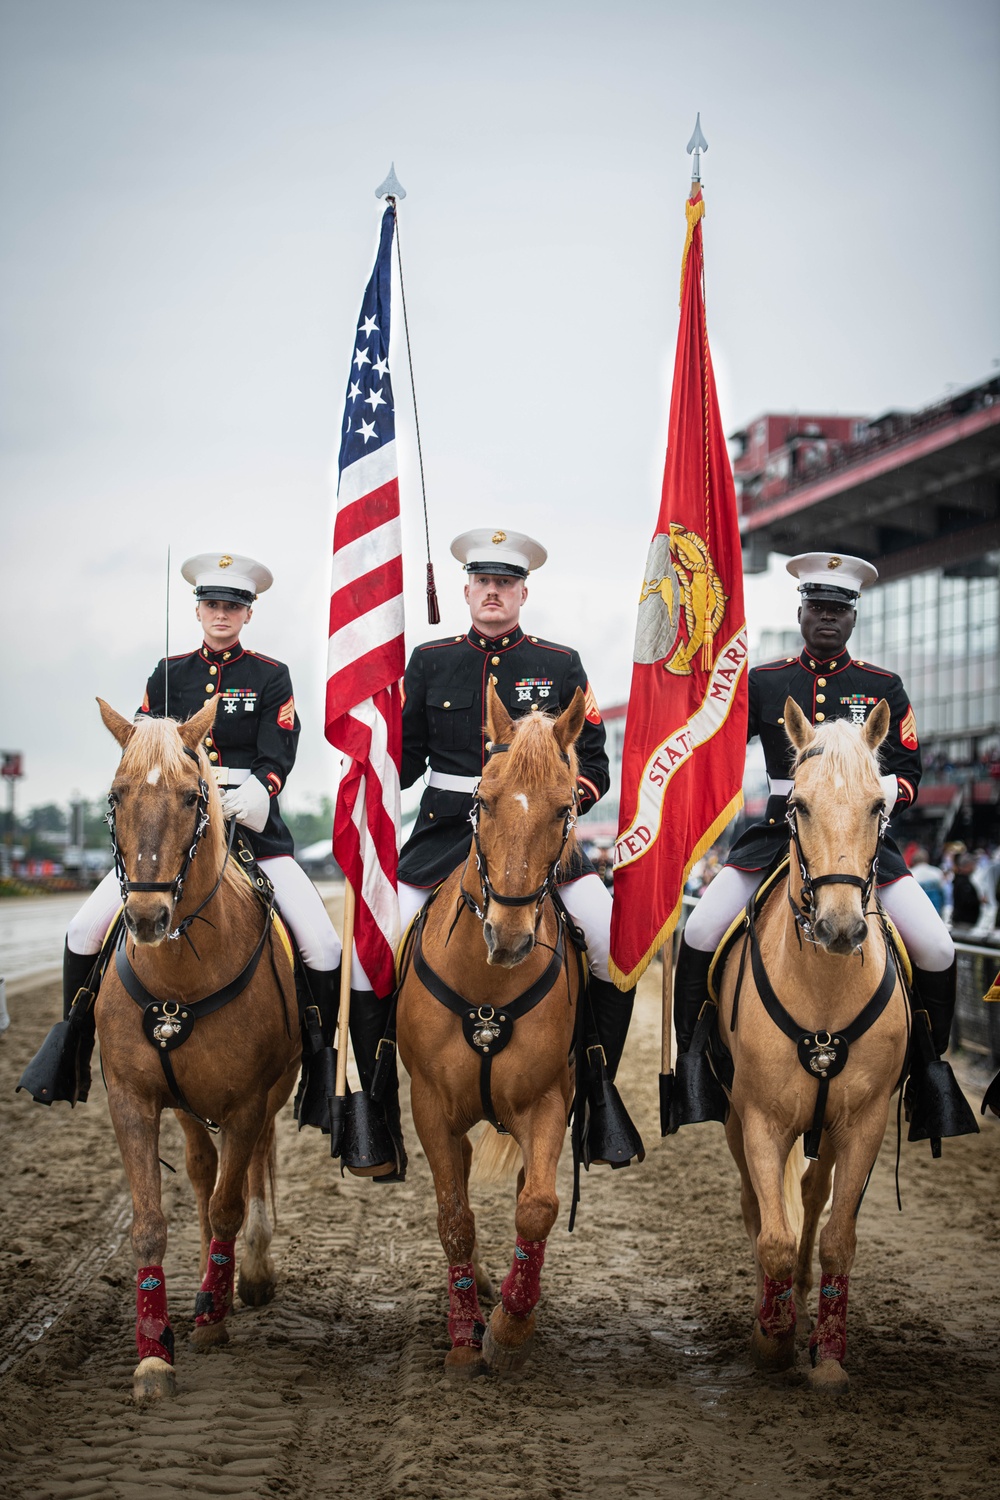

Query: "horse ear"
(554, 686), (586, 755)
(97, 698), (135, 747)
(863, 698), (891, 751)
(178, 697), (220, 750)
(783, 696), (813, 752)
(486, 679), (515, 746)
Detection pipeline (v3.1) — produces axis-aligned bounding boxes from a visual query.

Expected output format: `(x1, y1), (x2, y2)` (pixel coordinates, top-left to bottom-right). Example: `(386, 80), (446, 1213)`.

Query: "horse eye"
(108, 790), (120, 807)
(183, 790), (199, 808)
(478, 799), (492, 817)
(872, 801), (886, 817)
(793, 802), (810, 818)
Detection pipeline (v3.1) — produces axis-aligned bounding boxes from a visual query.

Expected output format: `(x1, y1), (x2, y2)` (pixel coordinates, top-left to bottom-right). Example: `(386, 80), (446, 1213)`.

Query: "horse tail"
(469, 1124), (523, 1184)
(782, 1136), (806, 1245)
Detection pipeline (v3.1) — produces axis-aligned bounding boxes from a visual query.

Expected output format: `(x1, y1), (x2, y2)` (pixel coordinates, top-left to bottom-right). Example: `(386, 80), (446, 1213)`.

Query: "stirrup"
(663, 1051), (728, 1135)
(17, 992), (96, 1107)
(906, 1059), (979, 1156)
(336, 1090), (402, 1179)
(581, 1045), (644, 1169)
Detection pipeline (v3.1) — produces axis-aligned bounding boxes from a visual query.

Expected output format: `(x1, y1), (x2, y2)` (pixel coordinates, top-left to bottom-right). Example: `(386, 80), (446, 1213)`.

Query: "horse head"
(472, 681), (586, 967)
(782, 696), (890, 955)
(98, 697), (223, 945)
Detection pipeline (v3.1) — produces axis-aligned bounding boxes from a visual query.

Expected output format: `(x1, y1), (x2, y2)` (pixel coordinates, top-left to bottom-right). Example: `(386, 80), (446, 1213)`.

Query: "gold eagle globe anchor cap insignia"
(634, 523), (727, 674)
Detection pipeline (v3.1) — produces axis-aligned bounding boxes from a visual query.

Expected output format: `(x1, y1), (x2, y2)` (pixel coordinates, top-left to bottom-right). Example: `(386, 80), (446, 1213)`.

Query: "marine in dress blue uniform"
(668, 552), (960, 1133)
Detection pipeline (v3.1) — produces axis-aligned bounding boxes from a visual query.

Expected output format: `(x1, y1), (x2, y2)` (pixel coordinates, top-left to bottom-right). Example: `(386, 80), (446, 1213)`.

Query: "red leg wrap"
(136, 1265), (174, 1365)
(810, 1273), (849, 1365)
(194, 1237), (237, 1327)
(500, 1236), (546, 1319)
(758, 1274), (796, 1341)
(447, 1262), (486, 1349)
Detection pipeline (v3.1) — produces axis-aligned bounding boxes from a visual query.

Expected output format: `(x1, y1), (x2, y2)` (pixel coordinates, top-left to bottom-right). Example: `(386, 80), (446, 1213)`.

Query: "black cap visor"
(194, 586), (256, 605)
(465, 561), (528, 579)
(799, 582), (859, 606)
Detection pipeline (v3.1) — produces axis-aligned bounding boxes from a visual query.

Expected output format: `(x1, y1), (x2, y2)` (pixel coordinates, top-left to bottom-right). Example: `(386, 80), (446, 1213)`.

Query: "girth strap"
(745, 883), (899, 1159)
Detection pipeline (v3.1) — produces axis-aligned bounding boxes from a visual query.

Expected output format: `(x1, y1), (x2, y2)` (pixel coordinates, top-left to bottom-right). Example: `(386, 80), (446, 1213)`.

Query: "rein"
(459, 741), (577, 926)
(106, 745), (235, 951)
(783, 744), (890, 947)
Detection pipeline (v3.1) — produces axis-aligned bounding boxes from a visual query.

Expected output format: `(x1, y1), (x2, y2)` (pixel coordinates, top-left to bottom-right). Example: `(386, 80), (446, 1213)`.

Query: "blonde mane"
(791, 718), (882, 801)
(503, 711), (579, 790)
(117, 717), (249, 898)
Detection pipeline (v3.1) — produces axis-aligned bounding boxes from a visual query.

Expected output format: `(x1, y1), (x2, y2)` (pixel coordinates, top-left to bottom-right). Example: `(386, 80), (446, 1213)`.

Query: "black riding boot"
(294, 965), (340, 1134)
(347, 989), (407, 1182)
(906, 960), (979, 1153)
(663, 936), (728, 1134)
(17, 944), (98, 1107)
(580, 978), (644, 1169)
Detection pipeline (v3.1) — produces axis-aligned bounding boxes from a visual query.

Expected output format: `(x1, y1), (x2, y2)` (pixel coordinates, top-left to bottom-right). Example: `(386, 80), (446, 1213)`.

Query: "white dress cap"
(450, 528), (548, 579)
(181, 552), (274, 603)
(786, 552), (878, 604)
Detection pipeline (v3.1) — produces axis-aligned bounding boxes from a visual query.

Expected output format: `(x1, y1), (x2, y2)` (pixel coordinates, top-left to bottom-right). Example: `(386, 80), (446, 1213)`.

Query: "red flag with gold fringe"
(609, 187), (748, 989)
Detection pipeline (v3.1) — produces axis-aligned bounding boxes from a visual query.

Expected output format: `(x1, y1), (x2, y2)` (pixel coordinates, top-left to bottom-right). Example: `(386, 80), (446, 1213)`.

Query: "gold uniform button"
(491, 655), (500, 665)
(208, 752), (219, 762)
(485, 740), (493, 751)
(856, 660), (865, 666)
(443, 700), (451, 708)
(817, 677), (827, 687)
(490, 675), (498, 685)
(209, 665), (217, 676)
(530, 637), (538, 643)
(428, 812), (435, 820)
(816, 694), (826, 704)
(769, 818), (776, 825)
(455, 635), (463, 642)
(815, 712), (826, 722)
(777, 716), (785, 725)
(206, 683), (215, 693)
(531, 704), (540, 712)
(786, 657), (794, 663)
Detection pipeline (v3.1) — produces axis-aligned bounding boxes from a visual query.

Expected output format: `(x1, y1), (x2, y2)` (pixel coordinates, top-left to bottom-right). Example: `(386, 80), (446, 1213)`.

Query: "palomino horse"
(396, 683), (586, 1376)
(95, 698), (300, 1399)
(714, 698), (909, 1390)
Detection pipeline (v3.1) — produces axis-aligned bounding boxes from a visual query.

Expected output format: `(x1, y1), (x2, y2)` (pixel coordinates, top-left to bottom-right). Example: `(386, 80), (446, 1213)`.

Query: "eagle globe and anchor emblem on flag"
(634, 523), (729, 673)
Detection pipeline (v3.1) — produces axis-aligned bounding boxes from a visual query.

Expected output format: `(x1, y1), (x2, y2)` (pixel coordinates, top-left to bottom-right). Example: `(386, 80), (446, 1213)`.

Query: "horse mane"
(503, 711), (580, 789)
(118, 718), (251, 900)
(791, 718), (882, 800)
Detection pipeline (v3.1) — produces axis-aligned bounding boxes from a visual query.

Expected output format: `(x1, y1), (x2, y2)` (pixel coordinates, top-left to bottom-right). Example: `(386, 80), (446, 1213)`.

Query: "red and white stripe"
(325, 443), (404, 995)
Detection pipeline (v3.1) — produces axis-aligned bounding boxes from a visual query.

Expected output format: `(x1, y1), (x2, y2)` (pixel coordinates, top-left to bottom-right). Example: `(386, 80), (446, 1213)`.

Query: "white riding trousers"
(684, 866), (954, 973)
(67, 857), (342, 973)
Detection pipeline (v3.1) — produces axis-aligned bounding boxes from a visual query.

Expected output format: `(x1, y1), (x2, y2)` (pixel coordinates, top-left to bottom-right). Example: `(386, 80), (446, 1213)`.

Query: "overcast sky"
(2, 0), (998, 813)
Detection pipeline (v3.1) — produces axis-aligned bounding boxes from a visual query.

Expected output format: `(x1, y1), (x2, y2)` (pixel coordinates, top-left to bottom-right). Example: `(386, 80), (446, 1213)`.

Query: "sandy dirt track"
(1, 905), (998, 1500)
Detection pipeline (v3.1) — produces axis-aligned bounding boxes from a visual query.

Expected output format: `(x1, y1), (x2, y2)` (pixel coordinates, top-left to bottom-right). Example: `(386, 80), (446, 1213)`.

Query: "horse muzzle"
(483, 920), (535, 968)
(812, 914), (868, 955)
(123, 897), (173, 945)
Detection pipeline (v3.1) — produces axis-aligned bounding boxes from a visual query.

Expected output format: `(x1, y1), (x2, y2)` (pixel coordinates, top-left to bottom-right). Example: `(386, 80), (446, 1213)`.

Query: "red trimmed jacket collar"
(798, 647), (853, 676)
(199, 641), (246, 665)
(466, 625), (526, 653)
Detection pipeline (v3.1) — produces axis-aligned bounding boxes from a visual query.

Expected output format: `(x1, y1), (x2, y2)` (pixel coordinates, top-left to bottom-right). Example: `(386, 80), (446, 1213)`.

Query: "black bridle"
(458, 741), (578, 928)
(784, 744), (890, 946)
(106, 745), (233, 948)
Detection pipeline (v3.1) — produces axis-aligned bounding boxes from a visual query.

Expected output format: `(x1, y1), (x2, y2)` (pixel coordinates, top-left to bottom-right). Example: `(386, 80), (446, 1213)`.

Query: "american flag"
(326, 205), (404, 996)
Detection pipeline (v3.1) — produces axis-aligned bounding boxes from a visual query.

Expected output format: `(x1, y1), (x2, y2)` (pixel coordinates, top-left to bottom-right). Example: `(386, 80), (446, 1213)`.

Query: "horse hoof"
(444, 1346), (486, 1379)
(190, 1321), (230, 1351)
(133, 1356), (176, 1401)
(808, 1358), (849, 1392)
(482, 1307), (536, 1374)
(237, 1272), (275, 1308)
(750, 1321), (796, 1373)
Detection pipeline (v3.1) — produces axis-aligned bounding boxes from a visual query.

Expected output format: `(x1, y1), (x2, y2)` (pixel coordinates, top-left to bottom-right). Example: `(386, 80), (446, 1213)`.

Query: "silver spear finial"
(375, 163), (407, 201)
(686, 113), (708, 183)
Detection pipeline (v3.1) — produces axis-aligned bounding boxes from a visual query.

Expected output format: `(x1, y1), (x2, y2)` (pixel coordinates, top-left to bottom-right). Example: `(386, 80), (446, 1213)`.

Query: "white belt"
(428, 771), (480, 793)
(211, 766), (252, 788)
(768, 778), (793, 796)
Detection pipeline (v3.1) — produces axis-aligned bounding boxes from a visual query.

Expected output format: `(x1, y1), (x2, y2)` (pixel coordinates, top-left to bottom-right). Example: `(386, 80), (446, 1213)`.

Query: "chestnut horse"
(396, 683), (586, 1376)
(95, 698), (300, 1400)
(713, 698), (910, 1389)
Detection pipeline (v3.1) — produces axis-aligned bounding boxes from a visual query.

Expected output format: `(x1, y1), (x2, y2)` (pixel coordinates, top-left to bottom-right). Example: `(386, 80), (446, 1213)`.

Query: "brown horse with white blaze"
(95, 698), (300, 1400)
(715, 697), (909, 1390)
(396, 683), (586, 1376)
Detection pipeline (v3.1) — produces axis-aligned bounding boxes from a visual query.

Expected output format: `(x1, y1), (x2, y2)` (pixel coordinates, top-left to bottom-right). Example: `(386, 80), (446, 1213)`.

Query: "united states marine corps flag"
(609, 155), (748, 990)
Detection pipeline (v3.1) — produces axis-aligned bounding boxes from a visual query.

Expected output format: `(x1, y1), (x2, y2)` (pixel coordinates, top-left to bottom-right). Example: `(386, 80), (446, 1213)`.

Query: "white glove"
(879, 774), (898, 815)
(221, 776), (271, 833)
